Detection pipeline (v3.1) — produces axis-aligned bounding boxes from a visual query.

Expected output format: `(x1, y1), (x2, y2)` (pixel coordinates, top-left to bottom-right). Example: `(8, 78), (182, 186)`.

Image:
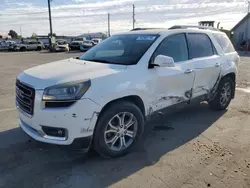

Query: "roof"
(131, 28), (165, 31)
(231, 13), (250, 31)
(116, 26), (223, 36)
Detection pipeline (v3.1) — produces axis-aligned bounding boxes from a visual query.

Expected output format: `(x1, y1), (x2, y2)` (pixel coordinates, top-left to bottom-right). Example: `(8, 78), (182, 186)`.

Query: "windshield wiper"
(85, 59), (118, 64)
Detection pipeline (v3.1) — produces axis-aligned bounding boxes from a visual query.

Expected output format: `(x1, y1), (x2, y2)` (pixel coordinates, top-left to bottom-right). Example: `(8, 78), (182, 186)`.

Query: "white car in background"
(54, 40), (70, 52)
(69, 37), (87, 50)
(80, 40), (95, 52)
(92, 38), (102, 45)
(16, 26), (239, 158)
(14, 40), (44, 51)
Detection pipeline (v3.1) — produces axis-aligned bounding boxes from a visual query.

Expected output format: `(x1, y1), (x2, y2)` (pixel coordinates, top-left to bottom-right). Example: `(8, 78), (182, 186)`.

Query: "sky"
(0, 0), (248, 37)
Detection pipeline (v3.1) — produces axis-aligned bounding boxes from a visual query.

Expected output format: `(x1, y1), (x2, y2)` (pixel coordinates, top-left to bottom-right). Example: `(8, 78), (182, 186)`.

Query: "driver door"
(148, 33), (195, 112)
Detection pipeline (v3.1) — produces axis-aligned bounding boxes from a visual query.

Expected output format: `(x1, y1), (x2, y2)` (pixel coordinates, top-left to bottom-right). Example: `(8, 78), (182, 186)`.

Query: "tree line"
(6, 30), (57, 39)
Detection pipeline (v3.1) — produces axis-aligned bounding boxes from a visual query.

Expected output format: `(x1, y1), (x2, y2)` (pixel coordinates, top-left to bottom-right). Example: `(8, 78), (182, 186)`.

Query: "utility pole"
(47, 0), (53, 50)
(19, 26), (22, 37)
(248, 0), (250, 13)
(108, 13), (110, 37)
(132, 4), (135, 30)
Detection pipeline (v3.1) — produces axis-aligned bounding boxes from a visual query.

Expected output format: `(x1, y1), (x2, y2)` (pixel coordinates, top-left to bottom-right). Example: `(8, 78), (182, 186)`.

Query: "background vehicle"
(80, 40), (95, 52)
(0, 40), (16, 51)
(14, 40), (44, 51)
(52, 40), (70, 52)
(16, 26), (239, 158)
(92, 38), (102, 45)
(69, 37), (87, 50)
(43, 42), (50, 49)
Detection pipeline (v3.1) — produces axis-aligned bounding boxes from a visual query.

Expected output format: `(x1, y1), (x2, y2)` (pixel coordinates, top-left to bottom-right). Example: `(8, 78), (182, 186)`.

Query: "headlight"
(42, 80), (91, 101)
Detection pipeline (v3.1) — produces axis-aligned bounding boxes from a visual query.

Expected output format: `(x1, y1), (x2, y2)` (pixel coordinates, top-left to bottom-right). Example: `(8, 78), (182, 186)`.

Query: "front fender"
(84, 80), (150, 115)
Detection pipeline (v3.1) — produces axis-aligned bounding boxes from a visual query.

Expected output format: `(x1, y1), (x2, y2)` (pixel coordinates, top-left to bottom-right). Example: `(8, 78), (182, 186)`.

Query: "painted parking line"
(0, 107), (16, 113)
(236, 87), (250, 93)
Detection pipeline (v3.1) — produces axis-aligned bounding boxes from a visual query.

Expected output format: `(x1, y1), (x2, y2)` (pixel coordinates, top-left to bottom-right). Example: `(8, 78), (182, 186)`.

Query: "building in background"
(0, 34), (11, 39)
(77, 32), (107, 40)
(231, 13), (250, 49)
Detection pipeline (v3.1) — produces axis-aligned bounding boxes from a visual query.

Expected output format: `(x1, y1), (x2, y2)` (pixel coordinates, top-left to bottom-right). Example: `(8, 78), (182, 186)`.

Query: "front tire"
(209, 77), (233, 111)
(93, 101), (144, 158)
(37, 46), (42, 51)
(20, 47), (26, 52)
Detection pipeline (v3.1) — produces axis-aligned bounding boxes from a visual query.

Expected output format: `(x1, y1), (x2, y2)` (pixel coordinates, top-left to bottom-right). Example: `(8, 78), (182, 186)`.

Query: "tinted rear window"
(187, 33), (214, 59)
(213, 34), (235, 53)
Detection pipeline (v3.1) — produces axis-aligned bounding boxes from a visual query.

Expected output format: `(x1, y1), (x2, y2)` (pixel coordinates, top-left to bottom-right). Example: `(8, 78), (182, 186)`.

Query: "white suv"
(16, 26), (239, 158)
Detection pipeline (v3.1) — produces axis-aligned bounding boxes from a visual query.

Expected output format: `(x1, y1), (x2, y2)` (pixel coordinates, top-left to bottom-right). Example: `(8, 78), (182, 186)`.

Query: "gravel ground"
(0, 51), (250, 188)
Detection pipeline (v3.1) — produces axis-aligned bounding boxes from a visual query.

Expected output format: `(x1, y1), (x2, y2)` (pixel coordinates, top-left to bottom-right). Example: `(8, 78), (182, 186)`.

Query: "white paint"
(16, 28), (238, 146)
(236, 87), (250, 93)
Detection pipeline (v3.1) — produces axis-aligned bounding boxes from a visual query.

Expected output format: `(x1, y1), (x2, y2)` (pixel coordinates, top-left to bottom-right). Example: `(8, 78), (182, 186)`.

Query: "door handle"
(215, 63), (221, 67)
(185, 69), (193, 74)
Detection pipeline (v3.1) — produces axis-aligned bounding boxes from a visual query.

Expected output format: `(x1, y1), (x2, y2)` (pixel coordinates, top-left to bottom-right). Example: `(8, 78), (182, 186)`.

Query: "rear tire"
(209, 77), (233, 111)
(93, 101), (144, 158)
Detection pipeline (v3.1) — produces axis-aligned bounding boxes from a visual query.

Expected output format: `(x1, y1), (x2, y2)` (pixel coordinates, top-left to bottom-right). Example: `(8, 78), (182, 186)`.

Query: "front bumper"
(17, 90), (101, 146)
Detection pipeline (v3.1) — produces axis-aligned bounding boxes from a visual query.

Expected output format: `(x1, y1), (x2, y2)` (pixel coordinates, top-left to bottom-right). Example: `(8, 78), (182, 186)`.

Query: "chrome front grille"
(16, 80), (35, 115)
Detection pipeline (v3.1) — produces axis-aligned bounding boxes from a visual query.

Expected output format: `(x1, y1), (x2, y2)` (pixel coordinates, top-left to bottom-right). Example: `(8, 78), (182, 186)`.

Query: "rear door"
(27, 41), (34, 50)
(186, 33), (221, 98)
(213, 33), (240, 66)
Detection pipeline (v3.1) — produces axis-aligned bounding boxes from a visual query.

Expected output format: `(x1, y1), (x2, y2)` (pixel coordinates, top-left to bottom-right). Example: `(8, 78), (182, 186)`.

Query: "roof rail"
(131, 27), (165, 31)
(169, 25), (220, 31)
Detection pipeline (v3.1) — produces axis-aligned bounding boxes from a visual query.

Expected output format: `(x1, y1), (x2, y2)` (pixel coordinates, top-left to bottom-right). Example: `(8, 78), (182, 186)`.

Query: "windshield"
(57, 41), (67, 45)
(80, 34), (159, 65)
(83, 41), (92, 44)
(74, 38), (84, 41)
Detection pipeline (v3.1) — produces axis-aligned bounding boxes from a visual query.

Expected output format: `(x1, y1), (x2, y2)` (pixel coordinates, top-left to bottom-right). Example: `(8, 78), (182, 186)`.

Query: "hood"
(57, 44), (68, 48)
(71, 41), (82, 44)
(17, 58), (127, 89)
(81, 43), (92, 47)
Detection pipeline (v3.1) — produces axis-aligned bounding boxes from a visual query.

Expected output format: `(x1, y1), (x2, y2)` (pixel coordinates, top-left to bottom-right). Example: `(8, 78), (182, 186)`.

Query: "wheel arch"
(222, 72), (236, 99)
(97, 95), (146, 121)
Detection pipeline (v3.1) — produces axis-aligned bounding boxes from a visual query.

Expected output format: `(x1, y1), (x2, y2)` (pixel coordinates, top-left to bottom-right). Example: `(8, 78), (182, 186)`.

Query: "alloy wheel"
(220, 82), (231, 107)
(104, 112), (138, 152)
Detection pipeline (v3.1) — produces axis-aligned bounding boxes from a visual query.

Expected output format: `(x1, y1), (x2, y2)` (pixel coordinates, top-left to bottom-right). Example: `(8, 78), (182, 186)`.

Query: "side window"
(29, 41), (37, 44)
(213, 34), (235, 53)
(187, 33), (214, 59)
(153, 34), (188, 63)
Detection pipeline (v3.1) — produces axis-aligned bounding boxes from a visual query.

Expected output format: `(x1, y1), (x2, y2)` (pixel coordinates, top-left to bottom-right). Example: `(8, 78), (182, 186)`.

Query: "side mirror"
(151, 55), (175, 68)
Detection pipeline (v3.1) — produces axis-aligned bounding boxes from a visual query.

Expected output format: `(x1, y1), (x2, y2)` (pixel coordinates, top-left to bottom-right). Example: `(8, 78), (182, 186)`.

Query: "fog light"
(58, 129), (63, 136)
(41, 126), (66, 138)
